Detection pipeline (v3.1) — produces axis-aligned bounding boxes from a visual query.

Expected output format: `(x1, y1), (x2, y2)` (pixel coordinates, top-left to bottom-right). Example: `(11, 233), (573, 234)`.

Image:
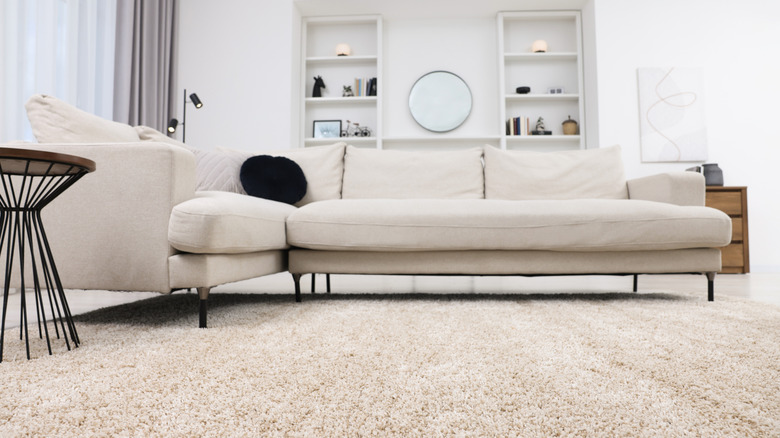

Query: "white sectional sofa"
(5, 94), (733, 328)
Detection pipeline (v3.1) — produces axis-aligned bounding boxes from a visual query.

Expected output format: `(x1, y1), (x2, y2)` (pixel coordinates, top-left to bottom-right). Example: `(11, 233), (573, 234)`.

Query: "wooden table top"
(0, 147), (96, 176)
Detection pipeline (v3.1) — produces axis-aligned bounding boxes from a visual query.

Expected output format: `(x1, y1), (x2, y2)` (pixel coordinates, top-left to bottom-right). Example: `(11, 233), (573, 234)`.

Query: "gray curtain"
(113, 0), (178, 131)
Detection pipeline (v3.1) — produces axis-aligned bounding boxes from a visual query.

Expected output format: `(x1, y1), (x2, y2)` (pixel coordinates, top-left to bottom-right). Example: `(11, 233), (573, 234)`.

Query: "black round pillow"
(240, 155), (307, 205)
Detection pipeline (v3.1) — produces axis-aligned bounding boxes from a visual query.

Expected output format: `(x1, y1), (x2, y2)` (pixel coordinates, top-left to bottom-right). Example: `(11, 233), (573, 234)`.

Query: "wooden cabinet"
(705, 186), (749, 273)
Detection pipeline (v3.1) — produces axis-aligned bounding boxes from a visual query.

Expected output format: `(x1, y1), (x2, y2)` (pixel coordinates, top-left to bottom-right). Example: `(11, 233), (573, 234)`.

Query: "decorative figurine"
(312, 76), (325, 97)
(342, 85), (354, 97)
(532, 117), (552, 135)
(341, 120), (372, 137)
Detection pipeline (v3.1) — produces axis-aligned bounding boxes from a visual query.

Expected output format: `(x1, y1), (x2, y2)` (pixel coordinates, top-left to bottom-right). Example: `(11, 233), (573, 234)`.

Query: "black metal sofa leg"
(706, 272), (716, 301)
(310, 273), (332, 294)
(197, 287), (210, 328)
(633, 274), (638, 293)
(292, 273), (302, 302)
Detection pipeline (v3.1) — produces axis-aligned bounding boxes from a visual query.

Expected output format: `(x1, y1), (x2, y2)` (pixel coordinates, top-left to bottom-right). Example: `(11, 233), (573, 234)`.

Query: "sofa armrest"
(4, 142), (196, 292)
(626, 172), (705, 206)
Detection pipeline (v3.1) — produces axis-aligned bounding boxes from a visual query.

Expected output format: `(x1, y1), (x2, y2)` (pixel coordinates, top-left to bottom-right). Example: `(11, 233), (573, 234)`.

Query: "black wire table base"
(0, 148), (94, 362)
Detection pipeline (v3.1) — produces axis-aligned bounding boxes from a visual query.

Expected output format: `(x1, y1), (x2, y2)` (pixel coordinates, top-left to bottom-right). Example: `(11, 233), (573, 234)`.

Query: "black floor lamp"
(168, 88), (203, 143)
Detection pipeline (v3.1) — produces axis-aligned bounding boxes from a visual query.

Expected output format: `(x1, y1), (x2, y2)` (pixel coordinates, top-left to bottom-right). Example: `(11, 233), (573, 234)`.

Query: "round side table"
(0, 147), (96, 362)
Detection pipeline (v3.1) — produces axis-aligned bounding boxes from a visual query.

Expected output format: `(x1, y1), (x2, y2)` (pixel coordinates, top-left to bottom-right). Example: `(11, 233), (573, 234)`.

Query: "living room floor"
(3, 273), (779, 328)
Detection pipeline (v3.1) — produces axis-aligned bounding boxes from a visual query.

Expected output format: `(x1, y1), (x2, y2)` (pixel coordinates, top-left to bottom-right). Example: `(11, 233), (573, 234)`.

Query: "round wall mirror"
(408, 71), (472, 133)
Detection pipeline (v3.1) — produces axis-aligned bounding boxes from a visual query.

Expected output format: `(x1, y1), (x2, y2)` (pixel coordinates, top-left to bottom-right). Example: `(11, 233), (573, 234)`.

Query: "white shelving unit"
(300, 15), (382, 148)
(497, 11), (585, 150)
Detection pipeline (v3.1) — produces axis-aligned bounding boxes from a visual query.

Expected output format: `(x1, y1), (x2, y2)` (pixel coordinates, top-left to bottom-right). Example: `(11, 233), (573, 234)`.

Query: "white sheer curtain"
(0, 0), (117, 142)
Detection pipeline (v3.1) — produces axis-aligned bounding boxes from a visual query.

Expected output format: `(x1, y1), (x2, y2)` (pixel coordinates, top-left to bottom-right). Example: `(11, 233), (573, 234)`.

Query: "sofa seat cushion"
(169, 191), (296, 254)
(286, 199), (732, 252)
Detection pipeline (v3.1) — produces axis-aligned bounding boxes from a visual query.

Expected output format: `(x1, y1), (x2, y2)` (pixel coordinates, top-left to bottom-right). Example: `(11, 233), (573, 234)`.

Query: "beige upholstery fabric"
(168, 251), (287, 289)
(191, 147), (251, 194)
(484, 145), (628, 200)
(627, 172), (705, 206)
(288, 248), (722, 275)
(25, 94), (141, 143)
(186, 143), (346, 205)
(134, 125), (192, 150)
(342, 145), (484, 199)
(287, 199), (732, 252)
(169, 191), (295, 254)
(271, 142), (346, 206)
(8, 142), (195, 293)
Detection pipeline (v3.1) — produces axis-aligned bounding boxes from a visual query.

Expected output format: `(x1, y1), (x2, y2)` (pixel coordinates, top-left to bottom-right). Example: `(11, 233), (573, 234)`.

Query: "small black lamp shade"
(190, 93), (203, 108)
(167, 118), (179, 133)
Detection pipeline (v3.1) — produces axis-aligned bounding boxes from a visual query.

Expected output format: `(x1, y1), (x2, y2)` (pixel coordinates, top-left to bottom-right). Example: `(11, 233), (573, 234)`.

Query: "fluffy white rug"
(0, 289), (778, 436)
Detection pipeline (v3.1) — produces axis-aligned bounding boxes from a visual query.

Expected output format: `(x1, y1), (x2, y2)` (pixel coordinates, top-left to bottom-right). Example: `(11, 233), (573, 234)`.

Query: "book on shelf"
(354, 77), (377, 97)
(506, 116), (531, 136)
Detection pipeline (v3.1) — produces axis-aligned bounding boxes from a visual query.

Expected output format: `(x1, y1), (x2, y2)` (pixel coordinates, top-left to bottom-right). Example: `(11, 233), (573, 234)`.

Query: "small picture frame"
(313, 120), (342, 139)
(547, 87), (565, 94)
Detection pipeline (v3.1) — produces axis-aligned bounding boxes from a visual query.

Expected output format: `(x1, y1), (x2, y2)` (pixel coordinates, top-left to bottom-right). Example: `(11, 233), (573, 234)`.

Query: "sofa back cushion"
(25, 94), (141, 143)
(483, 145), (628, 200)
(342, 145), (484, 199)
(272, 142), (346, 206)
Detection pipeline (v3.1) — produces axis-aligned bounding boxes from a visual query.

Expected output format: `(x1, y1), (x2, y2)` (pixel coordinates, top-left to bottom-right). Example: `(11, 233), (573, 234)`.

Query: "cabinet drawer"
(721, 243), (744, 268)
(731, 217), (743, 241)
(706, 191), (743, 215)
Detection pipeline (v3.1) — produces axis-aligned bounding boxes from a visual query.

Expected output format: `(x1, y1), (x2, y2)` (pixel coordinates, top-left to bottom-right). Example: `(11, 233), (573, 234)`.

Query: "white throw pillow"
(25, 94), (140, 143)
(195, 147), (252, 194)
(483, 145), (629, 200)
(342, 145), (485, 199)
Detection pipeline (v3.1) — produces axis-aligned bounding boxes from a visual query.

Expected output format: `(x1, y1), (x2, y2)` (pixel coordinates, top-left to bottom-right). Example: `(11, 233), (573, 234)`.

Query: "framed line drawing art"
(637, 67), (708, 162)
(313, 120), (342, 139)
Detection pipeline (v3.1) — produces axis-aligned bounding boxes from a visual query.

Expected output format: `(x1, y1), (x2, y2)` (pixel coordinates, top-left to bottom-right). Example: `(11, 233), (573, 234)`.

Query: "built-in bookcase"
(300, 15), (382, 148)
(497, 11), (585, 150)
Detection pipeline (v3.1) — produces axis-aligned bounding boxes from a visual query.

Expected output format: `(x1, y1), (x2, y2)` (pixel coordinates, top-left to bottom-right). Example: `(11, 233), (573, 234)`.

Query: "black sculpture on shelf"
(312, 76), (325, 97)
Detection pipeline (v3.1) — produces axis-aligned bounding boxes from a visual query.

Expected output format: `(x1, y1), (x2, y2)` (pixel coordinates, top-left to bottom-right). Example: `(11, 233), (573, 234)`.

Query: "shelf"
(305, 137), (376, 145)
(498, 11), (585, 150)
(505, 135), (580, 142)
(305, 96), (377, 105)
(306, 55), (378, 65)
(383, 135), (500, 143)
(504, 52), (577, 61)
(505, 94), (579, 101)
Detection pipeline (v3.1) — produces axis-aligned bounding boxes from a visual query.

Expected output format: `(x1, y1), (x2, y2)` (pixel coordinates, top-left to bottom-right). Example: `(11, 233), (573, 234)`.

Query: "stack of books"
(506, 116), (531, 136)
(354, 77), (378, 96)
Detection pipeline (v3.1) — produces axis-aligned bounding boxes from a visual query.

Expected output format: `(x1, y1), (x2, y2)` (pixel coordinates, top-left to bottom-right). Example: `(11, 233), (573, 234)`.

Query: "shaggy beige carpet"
(0, 289), (778, 437)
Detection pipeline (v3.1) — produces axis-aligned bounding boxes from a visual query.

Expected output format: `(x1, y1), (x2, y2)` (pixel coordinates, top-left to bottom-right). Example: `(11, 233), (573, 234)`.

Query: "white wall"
(177, 0), (297, 152)
(383, 18), (498, 141)
(593, 0), (780, 271)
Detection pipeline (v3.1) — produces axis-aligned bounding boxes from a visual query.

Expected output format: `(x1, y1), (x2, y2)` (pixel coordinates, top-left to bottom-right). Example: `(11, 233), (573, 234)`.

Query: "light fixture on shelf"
(531, 39), (548, 53)
(335, 43), (351, 56)
(167, 88), (204, 142)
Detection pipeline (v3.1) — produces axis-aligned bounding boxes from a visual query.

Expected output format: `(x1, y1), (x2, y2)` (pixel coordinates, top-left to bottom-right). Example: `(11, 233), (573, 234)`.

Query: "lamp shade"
(531, 40), (548, 53)
(189, 93), (203, 108)
(335, 43), (351, 56)
(167, 118), (179, 133)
